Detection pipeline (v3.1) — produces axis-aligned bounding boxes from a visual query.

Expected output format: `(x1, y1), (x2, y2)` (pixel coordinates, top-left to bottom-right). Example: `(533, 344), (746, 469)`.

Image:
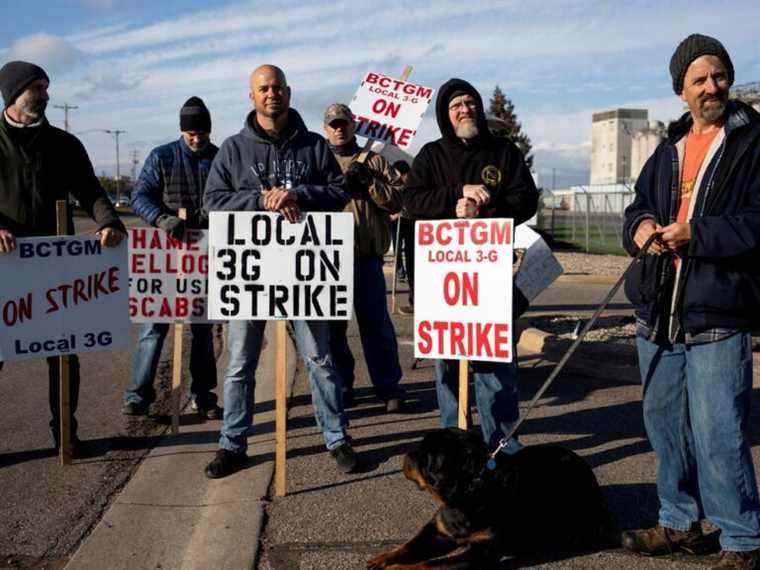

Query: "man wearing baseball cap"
(621, 35), (760, 568)
(323, 103), (406, 412)
(0, 60), (126, 458)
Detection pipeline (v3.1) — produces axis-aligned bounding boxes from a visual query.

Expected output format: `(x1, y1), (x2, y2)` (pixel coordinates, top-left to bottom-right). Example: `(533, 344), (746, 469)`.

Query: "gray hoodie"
(203, 109), (348, 213)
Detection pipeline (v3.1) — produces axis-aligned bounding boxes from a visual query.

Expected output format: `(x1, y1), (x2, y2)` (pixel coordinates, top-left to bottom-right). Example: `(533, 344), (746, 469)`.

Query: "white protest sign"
(349, 71), (434, 150)
(128, 228), (214, 323)
(414, 219), (514, 363)
(0, 236), (130, 362)
(514, 224), (564, 302)
(207, 212), (353, 320)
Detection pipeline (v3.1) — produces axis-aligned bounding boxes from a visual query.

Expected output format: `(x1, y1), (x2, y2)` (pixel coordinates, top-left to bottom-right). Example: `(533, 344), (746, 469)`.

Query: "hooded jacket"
(330, 139), (402, 258)
(131, 137), (218, 228)
(403, 78), (538, 223)
(623, 100), (760, 339)
(203, 109), (347, 214)
(0, 113), (124, 237)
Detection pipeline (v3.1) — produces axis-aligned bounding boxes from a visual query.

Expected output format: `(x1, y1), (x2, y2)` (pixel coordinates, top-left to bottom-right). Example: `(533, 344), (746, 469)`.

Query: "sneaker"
(330, 442), (359, 473)
(398, 304), (414, 315)
(204, 449), (247, 479)
(192, 400), (222, 420)
(385, 396), (404, 413)
(712, 550), (760, 569)
(121, 401), (149, 416)
(621, 523), (704, 556)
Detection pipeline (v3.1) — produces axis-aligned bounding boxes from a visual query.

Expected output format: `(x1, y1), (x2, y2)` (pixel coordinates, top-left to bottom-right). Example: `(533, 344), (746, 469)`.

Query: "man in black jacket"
(403, 78), (538, 454)
(0, 61), (126, 457)
(620, 35), (760, 568)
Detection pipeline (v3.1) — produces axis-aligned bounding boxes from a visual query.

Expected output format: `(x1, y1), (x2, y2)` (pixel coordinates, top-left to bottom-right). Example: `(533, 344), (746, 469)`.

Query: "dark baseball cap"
(324, 103), (353, 125)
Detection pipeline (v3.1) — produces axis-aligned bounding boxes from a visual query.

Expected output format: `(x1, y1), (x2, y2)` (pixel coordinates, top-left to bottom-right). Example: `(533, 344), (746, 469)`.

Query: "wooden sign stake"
(275, 320), (288, 497)
(56, 200), (72, 465)
(170, 208), (187, 435)
(458, 359), (469, 430)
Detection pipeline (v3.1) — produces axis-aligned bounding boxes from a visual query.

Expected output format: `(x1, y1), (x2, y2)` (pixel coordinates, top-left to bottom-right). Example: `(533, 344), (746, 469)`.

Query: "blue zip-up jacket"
(203, 109), (347, 214)
(131, 137), (218, 228)
(623, 100), (760, 337)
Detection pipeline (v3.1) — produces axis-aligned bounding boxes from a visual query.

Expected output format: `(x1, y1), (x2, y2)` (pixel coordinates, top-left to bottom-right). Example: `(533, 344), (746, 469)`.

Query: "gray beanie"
(669, 34), (734, 95)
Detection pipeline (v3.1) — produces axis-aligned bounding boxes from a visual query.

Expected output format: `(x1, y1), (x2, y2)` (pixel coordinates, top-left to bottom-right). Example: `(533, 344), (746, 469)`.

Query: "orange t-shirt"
(676, 129), (720, 224)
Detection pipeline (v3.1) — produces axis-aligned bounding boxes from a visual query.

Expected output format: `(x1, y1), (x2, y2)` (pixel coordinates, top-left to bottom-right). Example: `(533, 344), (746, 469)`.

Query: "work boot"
(191, 399), (222, 420)
(621, 523), (704, 555)
(121, 401), (149, 416)
(330, 442), (359, 474)
(204, 449), (247, 479)
(54, 437), (98, 459)
(398, 304), (414, 315)
(712, 550), (760, 569)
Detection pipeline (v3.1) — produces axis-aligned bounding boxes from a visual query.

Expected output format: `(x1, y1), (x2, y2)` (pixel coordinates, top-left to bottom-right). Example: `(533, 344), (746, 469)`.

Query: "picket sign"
(207, 211), (354, 497)
(170, 208), (187, 435)
(56, 201), (72, 465)
(413, 219), (516, 430)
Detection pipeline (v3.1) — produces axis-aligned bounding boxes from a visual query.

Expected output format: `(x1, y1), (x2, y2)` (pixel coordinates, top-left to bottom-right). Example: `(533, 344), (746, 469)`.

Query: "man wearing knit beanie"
(124, 96), (221, 420)
(0, 60), (127, 459)
(622, 35), (760, 569)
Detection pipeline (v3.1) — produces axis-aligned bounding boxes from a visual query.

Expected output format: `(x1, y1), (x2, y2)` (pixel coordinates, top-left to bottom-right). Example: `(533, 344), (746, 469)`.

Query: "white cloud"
(4, 33), (80, 73)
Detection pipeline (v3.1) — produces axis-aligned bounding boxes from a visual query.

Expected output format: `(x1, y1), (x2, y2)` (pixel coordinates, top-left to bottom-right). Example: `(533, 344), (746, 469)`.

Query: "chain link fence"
(536, 186), (635, 255)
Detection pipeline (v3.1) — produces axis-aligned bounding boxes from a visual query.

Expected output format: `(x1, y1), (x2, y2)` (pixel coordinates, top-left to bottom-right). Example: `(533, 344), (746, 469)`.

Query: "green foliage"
(488, 86), (533, 169)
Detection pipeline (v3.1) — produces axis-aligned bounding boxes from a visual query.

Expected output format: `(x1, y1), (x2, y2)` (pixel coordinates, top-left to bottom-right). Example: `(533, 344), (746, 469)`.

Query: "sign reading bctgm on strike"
(414, 219), (514, 363)
(350, 71), (434, 150)
(207, 212), (353, 320)
(129, 228), (213, 322)
(0, 236), (130, 362)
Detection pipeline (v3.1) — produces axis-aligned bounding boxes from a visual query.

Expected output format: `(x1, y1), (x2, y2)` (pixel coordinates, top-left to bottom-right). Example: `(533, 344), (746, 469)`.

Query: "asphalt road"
(0, 213), (220, 569)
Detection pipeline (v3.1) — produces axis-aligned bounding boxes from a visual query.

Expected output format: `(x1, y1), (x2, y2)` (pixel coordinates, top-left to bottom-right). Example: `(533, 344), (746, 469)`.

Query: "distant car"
(115, 199), (130, 209)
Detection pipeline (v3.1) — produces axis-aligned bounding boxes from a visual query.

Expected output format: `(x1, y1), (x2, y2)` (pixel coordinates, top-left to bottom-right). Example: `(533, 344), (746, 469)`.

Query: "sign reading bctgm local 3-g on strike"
(414, 219), (514, 363)
(350, 71), (434, 151)
(207, 212), (354, 320)
(0, 236), (130, 362)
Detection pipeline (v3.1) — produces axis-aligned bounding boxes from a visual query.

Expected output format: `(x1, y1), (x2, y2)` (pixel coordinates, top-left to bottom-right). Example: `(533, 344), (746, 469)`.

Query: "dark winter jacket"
(403, 78), (538, 223)
(623, 100), (760, 339)
(0, 113), (124, 237)
(131, 137), (218, 229)
(203, 109), (347, 213)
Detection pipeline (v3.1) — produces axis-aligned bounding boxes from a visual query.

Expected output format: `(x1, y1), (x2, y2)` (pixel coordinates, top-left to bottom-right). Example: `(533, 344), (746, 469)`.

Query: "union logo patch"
(481, 165), (502, 188)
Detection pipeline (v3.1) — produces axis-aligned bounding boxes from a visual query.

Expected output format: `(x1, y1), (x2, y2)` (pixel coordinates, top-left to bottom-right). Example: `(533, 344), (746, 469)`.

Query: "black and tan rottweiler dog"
(368, 428), (613, 569)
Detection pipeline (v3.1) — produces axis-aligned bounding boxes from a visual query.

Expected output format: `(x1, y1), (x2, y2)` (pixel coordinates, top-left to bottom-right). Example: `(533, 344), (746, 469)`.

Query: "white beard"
(455, 121), (478, 139)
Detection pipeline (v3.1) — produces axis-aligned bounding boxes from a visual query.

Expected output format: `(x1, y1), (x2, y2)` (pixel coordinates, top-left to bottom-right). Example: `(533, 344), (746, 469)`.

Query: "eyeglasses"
(448, 100), (478, 112)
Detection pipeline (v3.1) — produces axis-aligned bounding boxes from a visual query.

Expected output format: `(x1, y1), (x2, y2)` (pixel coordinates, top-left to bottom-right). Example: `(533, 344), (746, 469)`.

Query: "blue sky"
(1, 0), (758, 188)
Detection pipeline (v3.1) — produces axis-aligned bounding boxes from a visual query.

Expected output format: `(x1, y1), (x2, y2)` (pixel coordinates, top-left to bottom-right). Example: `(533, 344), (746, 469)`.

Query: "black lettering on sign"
(295, 250), (314, 281)
(251, 214), (272, 246)
(241, 249), (261, 280)
(244, 284), (264, 315)
(220, 284), (240, 316)
(227, 214), (245, 245)
(216, 249), (236, 280)
(331, 285), (348, 317)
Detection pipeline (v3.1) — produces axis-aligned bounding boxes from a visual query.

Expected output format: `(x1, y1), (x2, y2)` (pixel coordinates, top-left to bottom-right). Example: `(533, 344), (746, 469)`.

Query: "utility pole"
(103, 129), (126, 203)
(53, 103), (78, 132)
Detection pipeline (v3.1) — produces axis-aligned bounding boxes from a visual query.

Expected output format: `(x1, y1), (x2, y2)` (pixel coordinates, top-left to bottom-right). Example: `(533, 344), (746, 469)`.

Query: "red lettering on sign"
(418, 222), (434, 245)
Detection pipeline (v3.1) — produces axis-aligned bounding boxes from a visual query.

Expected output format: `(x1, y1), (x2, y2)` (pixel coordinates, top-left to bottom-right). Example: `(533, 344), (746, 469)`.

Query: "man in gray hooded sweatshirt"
(203, 65), (357, 478)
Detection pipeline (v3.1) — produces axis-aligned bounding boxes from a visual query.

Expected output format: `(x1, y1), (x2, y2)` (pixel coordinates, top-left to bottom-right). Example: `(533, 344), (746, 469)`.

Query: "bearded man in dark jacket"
(202, 65), (357, 478)
(0, 61), (126, 457)
(403, 78), (538, 454)
(620, 35), (760, 568)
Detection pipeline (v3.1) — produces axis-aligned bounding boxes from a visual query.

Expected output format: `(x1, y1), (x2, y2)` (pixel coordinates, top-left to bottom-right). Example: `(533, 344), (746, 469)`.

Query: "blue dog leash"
(484, 232), (663, 471)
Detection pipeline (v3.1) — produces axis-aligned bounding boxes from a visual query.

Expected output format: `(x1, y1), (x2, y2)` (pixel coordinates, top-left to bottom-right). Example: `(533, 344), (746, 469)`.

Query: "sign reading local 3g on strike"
(207, 212), (354, 320)
(414, 219), (514, 363)
(0, 236), (130, 362)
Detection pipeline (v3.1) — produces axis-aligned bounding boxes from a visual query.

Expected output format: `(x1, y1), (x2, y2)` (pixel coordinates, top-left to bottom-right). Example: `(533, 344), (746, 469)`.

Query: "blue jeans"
(637, 333), (760, 551)
(124, 322), (218, 408)
(435, 358), (521, 454)
(328, 256), (404, 400)
(219, 320), (348, 454)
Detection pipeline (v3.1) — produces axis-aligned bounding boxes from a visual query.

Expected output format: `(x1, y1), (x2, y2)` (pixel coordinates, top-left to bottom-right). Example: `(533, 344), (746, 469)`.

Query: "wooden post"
(458, 359), (469, 430)
(56, 201), (72, 465)
(170, 208), (187, 435)
(390, 218), (402, 314)
(275, 320), (287, 497)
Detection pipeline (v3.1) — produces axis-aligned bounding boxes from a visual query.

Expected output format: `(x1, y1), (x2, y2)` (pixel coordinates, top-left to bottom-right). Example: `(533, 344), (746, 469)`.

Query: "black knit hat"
(180, 96), (211, 132)
(669, 34), (734, 95)
(0, 61), (49, 107)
